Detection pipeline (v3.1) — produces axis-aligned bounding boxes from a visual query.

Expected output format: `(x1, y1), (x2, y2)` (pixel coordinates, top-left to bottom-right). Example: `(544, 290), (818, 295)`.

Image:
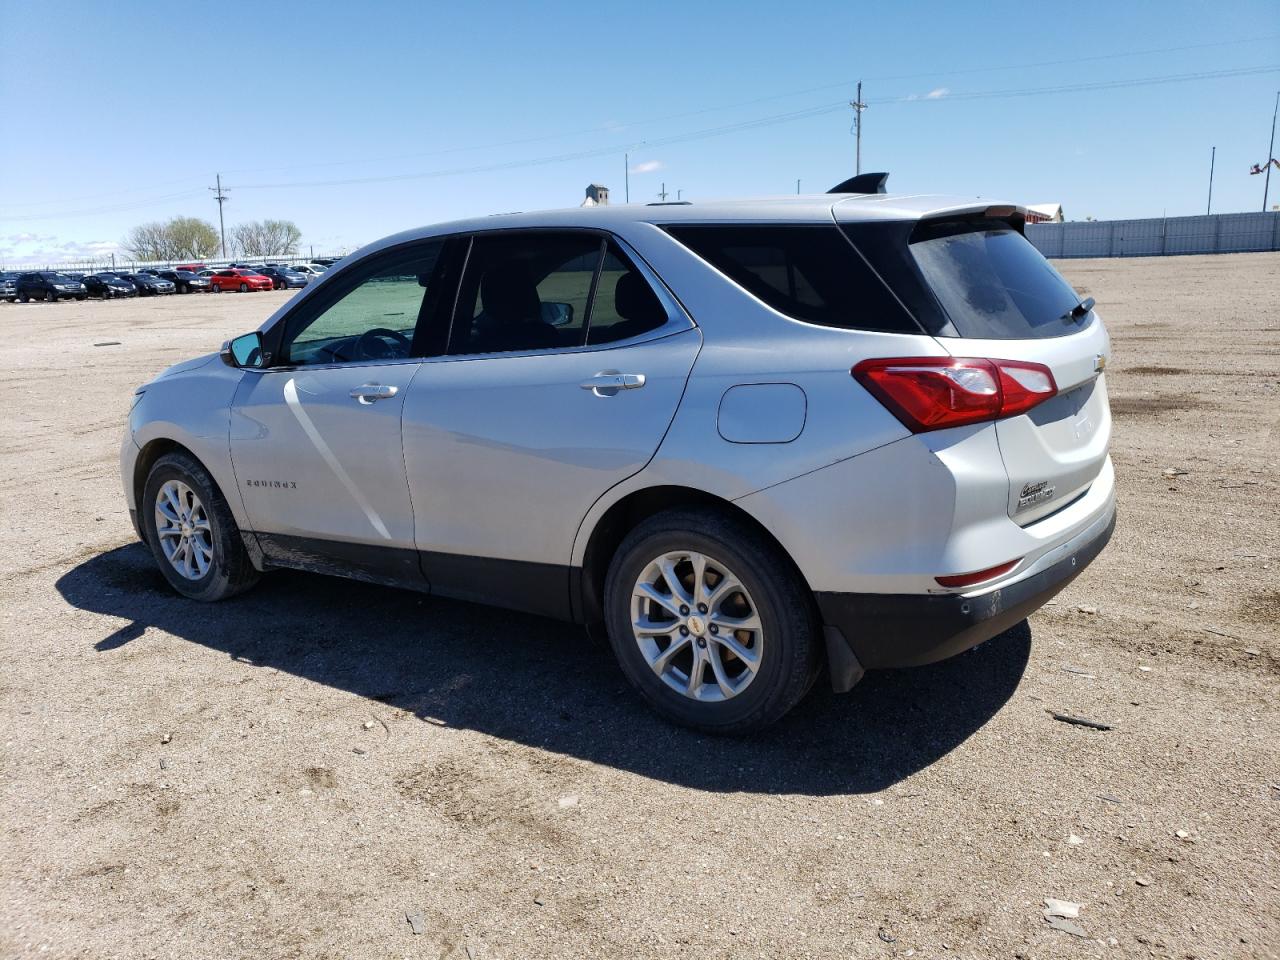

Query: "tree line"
(123, 216), (302, 260)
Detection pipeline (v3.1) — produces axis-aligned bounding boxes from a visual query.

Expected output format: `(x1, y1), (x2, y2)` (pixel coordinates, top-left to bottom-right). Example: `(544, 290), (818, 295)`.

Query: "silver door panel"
(402, 328), (702, 566)
(229, 361), (421, 549)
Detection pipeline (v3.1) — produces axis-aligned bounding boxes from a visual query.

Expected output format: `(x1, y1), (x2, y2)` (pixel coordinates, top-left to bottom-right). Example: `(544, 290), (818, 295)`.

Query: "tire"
(17, 295), (28, 303)
(142, 451), (261, 602)
(46, 290), (58, 302)
(76, 294), (87, 301)
(603, 508), (822, 734)
(239, 283), (248, 292)
(212, 283), (222, 293)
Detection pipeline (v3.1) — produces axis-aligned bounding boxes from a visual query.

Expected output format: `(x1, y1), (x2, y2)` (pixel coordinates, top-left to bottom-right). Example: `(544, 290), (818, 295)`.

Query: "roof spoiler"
(828, 172), (889, 194)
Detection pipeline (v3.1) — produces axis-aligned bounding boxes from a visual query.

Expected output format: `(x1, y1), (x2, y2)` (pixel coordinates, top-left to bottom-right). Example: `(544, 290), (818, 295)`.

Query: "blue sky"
(2, 0), (1277, 266)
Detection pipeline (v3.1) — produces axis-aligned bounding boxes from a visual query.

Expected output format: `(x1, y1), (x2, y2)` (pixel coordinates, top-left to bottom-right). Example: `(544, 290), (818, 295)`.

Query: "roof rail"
(828, 172), (889, 195)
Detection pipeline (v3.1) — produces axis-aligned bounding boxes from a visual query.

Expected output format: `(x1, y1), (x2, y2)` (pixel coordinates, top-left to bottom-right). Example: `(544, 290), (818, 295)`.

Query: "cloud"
(628, 160), (663, 174)
(0, 236), (122, 267)
(925, 87), (949, 99)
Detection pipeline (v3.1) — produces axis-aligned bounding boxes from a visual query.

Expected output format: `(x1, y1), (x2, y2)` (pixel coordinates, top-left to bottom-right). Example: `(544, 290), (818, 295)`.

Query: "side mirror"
(221, 331), (266, 369)
(540, 301), (574, 327)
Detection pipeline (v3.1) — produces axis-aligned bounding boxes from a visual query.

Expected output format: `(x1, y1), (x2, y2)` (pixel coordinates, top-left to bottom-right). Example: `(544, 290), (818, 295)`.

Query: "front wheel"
(603, 509), (821, 734)
(239, 283), (248, 292)
(46, 290), (58, 302)
(142, 452), (261, 601)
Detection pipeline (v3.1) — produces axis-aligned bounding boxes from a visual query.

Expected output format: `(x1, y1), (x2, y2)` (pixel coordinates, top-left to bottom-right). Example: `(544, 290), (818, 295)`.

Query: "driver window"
(284, 241), (446, 366)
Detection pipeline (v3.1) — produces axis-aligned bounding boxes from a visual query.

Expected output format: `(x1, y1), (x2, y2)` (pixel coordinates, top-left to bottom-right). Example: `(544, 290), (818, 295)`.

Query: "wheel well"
(132, 438), (195, 539)
(578, 485), (813, 630)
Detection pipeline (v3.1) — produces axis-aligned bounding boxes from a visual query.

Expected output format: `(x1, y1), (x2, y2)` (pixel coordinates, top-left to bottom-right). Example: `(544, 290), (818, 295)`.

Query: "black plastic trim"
(252, 532), (577, 620)
(816, 508), (1115, 670)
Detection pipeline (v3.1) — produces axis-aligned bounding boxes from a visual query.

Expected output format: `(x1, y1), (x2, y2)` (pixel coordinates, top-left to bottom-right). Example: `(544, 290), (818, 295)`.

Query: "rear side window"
(665, 225), (919, 334)
(907, 219), (1085, 339)
(586, 240), (669, 345)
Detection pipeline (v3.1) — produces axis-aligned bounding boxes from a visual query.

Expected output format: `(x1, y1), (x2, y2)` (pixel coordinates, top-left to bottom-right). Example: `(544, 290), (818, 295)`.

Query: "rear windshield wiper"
(1062, 296), (1095, 322)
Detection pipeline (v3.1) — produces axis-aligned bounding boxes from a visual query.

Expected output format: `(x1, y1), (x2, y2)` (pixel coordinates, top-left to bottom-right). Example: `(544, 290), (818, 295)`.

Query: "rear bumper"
(816, 501), (1115, 670)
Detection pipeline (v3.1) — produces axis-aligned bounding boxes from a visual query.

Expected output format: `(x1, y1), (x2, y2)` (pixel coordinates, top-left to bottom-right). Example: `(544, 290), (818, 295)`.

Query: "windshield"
(909, 219), (1084, 339)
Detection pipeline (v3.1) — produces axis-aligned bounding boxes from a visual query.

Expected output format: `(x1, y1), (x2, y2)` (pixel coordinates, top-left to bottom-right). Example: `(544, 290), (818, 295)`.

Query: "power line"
(6, 62), (1279, 221)
(214, 32), (1280, 180)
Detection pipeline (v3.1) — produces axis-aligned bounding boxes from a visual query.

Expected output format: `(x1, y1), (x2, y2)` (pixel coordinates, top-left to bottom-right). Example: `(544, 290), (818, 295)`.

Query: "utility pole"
(1264, 91), (1279, 212)
(796, 178), (801, 195)
(624, 152), (630, 203)
(658, 182), (669, 201)
(1207, 146), (1216, 215)
(209, 174), (229, 259)
(850, 80), (867, 175)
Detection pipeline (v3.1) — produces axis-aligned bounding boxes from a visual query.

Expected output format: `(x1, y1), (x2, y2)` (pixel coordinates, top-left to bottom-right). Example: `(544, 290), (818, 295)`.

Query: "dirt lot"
(1, 256), (1277, 960)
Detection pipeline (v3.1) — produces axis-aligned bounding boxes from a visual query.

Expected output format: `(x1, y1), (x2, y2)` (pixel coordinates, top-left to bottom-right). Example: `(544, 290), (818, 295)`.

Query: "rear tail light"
(852, 357), (1057, 433)
(935, 559), (1021, 588)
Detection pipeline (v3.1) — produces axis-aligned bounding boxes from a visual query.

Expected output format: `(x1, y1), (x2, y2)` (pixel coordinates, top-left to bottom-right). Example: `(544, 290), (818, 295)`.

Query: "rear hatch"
(840, 206), (1111, 525)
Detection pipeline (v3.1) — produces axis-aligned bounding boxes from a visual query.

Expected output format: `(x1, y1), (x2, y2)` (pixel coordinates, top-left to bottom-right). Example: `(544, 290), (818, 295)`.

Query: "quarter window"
(665, 224), (919, 334)
(586, 241), (669, 345)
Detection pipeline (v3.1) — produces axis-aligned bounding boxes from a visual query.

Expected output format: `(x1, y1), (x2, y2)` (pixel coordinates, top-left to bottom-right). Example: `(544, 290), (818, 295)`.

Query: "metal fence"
(1027, 211), (1280, 259)
(0, 253), (346, 274)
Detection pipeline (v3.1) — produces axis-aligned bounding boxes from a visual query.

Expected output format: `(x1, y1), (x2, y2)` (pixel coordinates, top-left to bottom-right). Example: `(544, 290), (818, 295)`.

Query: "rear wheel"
(239, 282), (248, 292)
(142, 452), (260, 602)
(603, 509), (821, 734)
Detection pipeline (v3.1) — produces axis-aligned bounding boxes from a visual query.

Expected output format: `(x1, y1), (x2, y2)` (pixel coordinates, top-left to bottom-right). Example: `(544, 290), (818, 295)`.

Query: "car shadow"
(56, 544), (1031, 796)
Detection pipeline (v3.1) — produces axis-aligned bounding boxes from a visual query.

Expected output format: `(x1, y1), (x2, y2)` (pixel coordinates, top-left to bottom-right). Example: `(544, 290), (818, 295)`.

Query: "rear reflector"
(852, 357), (1057, 433)
(935, 559), (1020, 588)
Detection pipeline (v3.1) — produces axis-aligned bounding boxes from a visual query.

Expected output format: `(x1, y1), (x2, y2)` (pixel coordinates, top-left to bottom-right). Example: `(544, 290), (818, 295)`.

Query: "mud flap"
(823, 624), (866, 693)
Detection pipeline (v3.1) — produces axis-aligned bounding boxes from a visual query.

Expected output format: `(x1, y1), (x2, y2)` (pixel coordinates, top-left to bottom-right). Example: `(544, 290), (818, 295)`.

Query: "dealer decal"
(245, 479), (297, 489)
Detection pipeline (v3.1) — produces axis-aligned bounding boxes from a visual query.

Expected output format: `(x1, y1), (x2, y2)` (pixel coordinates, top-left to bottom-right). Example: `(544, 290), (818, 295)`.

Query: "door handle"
(580, 373), (646, 396)
(349, 383), (398, 404)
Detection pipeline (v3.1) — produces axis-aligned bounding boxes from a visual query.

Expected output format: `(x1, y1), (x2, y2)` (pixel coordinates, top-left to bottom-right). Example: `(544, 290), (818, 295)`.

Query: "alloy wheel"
(630, 550), (763, 702)
(154, 479), (213, 580)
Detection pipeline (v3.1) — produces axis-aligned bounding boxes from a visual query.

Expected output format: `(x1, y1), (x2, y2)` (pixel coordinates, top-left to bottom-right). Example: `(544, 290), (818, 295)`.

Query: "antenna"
(657, 182), (669, 201)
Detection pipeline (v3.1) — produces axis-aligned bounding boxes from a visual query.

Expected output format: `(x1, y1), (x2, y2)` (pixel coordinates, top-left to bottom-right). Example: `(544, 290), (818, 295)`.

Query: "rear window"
(907, 219), (1085, 339)
(665, 225), (919, 334)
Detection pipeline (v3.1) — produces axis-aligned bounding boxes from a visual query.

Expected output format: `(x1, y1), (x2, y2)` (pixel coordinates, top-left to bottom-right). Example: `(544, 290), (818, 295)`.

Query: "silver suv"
(121, 185), (1115, 733)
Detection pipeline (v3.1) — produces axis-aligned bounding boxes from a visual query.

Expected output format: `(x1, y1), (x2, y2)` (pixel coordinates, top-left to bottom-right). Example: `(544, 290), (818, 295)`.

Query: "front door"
(401, 231), (701, 616)
(229, 238), (457, 586)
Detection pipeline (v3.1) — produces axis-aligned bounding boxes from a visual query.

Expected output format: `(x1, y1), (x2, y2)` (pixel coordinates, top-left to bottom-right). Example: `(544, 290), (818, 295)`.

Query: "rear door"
(900, 217), (1111, 524)
(401, 230), (700, 617)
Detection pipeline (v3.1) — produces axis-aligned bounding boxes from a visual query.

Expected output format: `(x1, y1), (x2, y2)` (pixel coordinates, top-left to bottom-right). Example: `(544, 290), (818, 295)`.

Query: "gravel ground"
(1, 256), (1277, 960)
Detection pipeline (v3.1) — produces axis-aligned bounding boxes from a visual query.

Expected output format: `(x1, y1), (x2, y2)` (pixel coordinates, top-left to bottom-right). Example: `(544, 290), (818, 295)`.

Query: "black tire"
(239, 282), (248, 292)
(142, 451), (261, 602)
(603, 508), (822, 735)
(18, 295), (28, 303)
(46, 289), (58, 302)
(75, 294), (87, 301)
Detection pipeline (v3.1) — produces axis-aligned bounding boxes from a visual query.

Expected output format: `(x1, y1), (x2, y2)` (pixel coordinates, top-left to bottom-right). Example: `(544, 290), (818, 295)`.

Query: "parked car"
(157, 270), (212, 294)
(16, 271), (87, 302)
(310, 257), (340, 267)
(115, 272), (176, 296)
(195, 269), (218, 278)
(121, 185), (1115, 733)
(1, 272), (18, 302)
(175, 263), (207, 273)
(208, 268), (273, 293)
(82, 273), (139, 299)
(254, 265), (308, 290)
(291, 263), (326, 279)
